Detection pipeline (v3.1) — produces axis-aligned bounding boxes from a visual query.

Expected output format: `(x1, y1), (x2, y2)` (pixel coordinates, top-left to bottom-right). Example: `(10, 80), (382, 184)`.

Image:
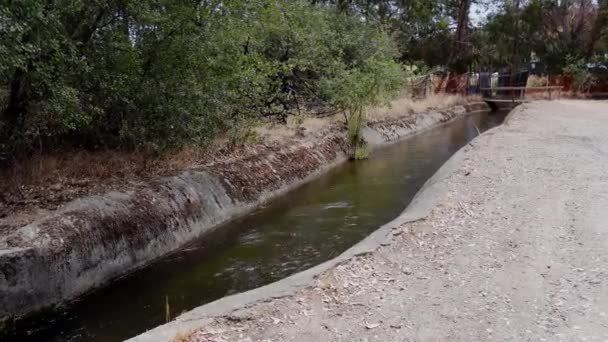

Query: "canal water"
(7, 110), (506, 341)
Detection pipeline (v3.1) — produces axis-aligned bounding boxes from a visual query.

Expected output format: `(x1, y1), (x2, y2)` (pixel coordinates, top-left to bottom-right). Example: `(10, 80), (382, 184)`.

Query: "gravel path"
(176, 100), (608, 341)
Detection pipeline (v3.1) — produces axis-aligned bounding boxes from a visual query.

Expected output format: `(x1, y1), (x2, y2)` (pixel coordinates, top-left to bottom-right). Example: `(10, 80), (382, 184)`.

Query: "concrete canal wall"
(0, 102), (489, 322)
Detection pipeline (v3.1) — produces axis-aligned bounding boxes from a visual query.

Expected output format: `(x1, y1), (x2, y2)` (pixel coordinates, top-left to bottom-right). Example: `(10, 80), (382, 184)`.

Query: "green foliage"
(8, 0), (608, 165)
(481, 0), (608, 72)
(481, 0), (552, 69)
(0, 0), (405, 163)
(316, 19), (405, 158)
(0, 316), (12, 335)
(354, 144), (370, 160)
(228, 118), (262, 147)
(563, 57), (596, 93)
(347, 107), (366, 144)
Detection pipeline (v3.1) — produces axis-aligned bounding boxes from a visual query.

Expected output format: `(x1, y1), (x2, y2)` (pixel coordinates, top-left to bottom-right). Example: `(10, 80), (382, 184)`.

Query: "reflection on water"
(8, 111), (506, 342)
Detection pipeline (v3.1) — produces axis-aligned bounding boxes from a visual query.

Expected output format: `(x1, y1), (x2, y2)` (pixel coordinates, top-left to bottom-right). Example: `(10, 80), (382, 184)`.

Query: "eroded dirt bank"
(133, 100), (608, 342)
(0, 102), (488, 323)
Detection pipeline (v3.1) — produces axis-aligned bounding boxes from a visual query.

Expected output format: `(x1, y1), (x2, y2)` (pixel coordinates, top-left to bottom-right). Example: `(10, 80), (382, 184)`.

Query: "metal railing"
(480, 86), (563, 102)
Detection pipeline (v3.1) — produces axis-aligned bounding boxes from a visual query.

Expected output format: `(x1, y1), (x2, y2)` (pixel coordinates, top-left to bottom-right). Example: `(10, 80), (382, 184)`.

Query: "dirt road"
(137, 100), (608, 341)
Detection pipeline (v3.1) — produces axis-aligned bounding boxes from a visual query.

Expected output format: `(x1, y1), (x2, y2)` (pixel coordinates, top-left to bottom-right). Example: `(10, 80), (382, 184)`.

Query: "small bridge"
(481, 86), (562, 108)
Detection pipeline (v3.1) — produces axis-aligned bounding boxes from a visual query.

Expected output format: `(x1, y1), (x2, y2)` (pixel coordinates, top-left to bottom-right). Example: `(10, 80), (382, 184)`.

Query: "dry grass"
(256, 93), (473, 142)
(3, 147), (209, 188)
(368, 93), (470, 121)
(7, 151), (147, 185)
(527, 75), (549, 88)
(173, 329), (197, 342)
(254, 113), (344, 143)
(0, 146), (216, 222)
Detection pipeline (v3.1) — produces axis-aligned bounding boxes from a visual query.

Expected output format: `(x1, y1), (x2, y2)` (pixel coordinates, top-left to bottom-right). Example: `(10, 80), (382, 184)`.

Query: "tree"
(448, 0), (473, 72)
(481, 0), (607, 73)
(0, 0), (405, 163)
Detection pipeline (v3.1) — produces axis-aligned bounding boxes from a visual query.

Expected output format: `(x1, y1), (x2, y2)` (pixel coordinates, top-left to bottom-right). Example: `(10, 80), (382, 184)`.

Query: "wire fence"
(406, 70), (608, 100)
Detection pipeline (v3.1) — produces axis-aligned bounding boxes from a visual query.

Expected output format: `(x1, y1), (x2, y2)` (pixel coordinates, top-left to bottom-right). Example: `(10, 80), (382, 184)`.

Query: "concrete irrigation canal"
(135, 100), (608, 342)
(2, 104), (504, 341)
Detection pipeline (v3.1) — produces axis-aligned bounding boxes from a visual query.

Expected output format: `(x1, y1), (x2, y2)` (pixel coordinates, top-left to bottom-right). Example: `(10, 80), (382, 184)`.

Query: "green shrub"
(354, 144), (370, 160)
(563, 57), (596, 94)
(228, 118), (262, 146)
(0, 0), (406, 163)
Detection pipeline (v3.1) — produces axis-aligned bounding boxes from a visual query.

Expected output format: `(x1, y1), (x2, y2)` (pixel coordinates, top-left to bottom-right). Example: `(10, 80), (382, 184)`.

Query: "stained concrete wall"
(0, 102), (489, 322)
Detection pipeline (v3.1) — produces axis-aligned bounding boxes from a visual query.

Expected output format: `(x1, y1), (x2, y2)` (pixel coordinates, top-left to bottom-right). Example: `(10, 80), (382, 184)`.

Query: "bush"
(0, 0), (405, 164)
(563, 57), (596, 94)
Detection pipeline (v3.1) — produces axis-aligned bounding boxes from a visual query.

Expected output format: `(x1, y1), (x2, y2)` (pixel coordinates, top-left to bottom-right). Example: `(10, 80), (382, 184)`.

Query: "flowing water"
(8, 110), (506, 342)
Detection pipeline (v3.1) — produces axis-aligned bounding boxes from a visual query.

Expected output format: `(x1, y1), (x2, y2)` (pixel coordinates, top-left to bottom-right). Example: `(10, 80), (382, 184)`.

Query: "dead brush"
(3, 150), (145, 187)
(0, 145), (215, 220)
(1, 147), (211, 186)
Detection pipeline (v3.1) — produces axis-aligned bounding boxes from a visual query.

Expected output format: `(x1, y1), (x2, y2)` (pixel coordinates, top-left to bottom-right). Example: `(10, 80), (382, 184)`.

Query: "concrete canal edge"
(129, 103), (503, 342)
(0, 102), (490, 326)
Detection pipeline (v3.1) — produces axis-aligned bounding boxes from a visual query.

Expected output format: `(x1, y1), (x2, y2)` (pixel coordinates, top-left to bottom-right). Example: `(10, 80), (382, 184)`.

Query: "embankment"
(132, 100), (608, 342)
(0, 102), (489, 323)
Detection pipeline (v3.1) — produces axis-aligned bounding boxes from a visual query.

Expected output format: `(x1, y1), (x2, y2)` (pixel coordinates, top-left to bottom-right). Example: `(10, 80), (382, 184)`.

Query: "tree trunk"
(449, 0), (471, 72)
(586, 0), (607, 58)
(336, 0), (350, 13)
(510, 0), (521, 87)
(2, 70), (27, 129)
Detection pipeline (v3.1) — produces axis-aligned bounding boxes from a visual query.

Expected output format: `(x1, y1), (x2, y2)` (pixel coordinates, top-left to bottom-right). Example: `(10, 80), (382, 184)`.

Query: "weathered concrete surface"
(133, 100), (608, 342)
(0, 102), (488, 322)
